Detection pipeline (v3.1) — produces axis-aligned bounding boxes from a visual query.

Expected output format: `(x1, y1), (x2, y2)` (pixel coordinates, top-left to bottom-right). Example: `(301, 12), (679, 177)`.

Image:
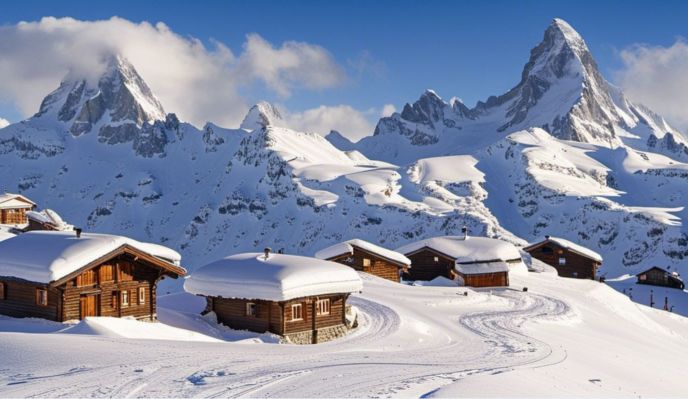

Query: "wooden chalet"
(0, 231), (185, 322)
(397, 235), (521, 287)
(184, 250), (363, 344)
(523, 236), (602, 280)
(314, 239), (411, 282)
(636, 267), (685, 290)
(0, 193), (36, 225)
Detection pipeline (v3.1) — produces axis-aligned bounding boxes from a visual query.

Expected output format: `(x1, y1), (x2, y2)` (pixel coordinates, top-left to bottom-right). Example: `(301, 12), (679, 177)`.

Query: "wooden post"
(312, 297), (318, 344)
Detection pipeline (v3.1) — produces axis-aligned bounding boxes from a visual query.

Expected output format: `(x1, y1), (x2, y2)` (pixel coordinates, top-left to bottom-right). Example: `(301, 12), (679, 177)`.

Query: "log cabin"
(396, 236), (522, 287)
(636, 267), (685, 290)
(0, 193), (36, 225)
(0, 231), (185, 322)
(523, 236), (602, 280)
(184, 250), (363, 344)
(314, 239), (411, 282)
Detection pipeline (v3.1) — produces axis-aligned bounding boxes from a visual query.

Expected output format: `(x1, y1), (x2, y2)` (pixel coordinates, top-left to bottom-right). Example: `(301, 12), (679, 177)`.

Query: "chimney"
(461, 225), (468, 240)
(545, 235), (550, 240)
(74, 227), (82, 238)
(264, 247), (272, 259)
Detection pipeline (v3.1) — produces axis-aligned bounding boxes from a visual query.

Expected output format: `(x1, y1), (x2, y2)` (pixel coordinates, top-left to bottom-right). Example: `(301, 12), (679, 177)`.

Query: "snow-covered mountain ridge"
(0, 18), (686, 282)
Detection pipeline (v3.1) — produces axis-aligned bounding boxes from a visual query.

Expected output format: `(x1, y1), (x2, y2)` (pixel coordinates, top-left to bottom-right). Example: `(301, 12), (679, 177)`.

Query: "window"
(433, 256), (439, 262)
(316, 299), (331, 315)
(121, 290), (130, 307)
(362, 258), (371, 267)
(558, 257), (566, 266)
(541, 246), (553, 253)
(245, 302), (257, 317)
(0, 282), (5, 300)
(138, 287), (146, 305)
(290, 303), (303, 321)
(99, 265), (114, 282)
(36, 288), (48, 306)
(639, 274), (647, 281)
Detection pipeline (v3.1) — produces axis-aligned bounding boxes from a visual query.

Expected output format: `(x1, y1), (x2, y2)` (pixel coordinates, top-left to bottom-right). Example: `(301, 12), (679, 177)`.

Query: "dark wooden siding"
(460, 272), (509, 287)
(0, 278), (60, 321)
(404, 248), (454, 281)
(60, 257), (161, 321)
(209, 294), (348, 337)
(328, 247), (402, 282)
(637, 268), (685, 289)
(526, 243), (599, 279)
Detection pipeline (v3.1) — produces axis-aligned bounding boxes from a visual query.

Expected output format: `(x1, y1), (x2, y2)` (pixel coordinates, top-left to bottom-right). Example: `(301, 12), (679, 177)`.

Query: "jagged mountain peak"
(240, 101), (283, 131)
(34, 53), (166, 140)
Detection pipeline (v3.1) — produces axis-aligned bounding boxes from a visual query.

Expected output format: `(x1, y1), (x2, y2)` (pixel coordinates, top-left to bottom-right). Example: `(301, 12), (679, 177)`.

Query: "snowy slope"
(0, 270), (686, 397)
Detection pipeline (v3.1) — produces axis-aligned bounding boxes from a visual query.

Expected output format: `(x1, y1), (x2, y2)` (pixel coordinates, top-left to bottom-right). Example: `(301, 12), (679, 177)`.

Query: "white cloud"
(616, 40), (688, 132)
(283, 105), (377, 142)
(0, 118), (9, 129)
(380, 104), (396, 117)
(0, 17), (347, 128)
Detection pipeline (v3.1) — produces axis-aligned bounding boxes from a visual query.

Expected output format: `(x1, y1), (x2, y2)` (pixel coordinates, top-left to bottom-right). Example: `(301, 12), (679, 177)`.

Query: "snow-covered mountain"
(0, 18), (686, 283)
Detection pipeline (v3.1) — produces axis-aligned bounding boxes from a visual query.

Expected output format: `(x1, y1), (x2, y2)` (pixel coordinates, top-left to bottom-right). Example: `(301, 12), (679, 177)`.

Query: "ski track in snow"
(0, 278), (576, 398)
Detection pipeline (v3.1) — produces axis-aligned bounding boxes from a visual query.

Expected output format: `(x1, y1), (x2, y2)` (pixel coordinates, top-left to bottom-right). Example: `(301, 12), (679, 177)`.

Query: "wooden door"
(80, 294), (99, 319)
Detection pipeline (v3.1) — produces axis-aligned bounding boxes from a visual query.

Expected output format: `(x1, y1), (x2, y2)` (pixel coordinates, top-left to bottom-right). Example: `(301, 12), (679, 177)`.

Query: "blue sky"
(1, 0), (687, 136)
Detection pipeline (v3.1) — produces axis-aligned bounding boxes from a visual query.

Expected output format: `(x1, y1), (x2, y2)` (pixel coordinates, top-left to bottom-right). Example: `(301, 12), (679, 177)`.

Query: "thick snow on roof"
(184, 253), (363, 301)
(0, 193), (35, 208)
(531, 236), (603, 262)
(314, 239), (411, 266)
(397, 236), (522, 263)
(455, 261), (510, 275)
(26, 209), (74, 231)
(0, 231), (183, 283)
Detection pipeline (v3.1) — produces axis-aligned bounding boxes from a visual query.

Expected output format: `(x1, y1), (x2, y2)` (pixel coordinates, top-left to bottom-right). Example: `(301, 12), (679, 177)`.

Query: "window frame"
(138, 287), (146, 305)
(245, 302), (257, 317)
(121, 290), (130, 307)
(36, 288), (48, 306)
(558, 257), (566, 266)
(290, 303), (303, 321)
(362, 258), (371, 267)
(433, 256), (439, 262)
(316, 298), (331, 316)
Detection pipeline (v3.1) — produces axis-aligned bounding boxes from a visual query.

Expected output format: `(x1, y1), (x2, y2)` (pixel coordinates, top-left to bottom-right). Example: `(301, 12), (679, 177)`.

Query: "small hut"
(523, 236), (602, 279)
(315, 239), (411, 282)
(636, 267), (684, 290)
(0, 193), (36, 225)
(0, 231), (185, 321)
(25, 209), (74, 232)
(396, 236), (522, 287)
(184, 250), (363, 344)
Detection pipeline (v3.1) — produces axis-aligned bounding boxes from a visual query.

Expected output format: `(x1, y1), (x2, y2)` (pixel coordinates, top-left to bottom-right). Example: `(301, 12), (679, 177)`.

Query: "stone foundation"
(283, 324), (351, 344)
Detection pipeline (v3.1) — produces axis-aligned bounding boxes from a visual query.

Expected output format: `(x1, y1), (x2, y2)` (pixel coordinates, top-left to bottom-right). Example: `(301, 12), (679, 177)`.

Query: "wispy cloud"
(0, 17), (347, 128)
(615, 39), (688, 132)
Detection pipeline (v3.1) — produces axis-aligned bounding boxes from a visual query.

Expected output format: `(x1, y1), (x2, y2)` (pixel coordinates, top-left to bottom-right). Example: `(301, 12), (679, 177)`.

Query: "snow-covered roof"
(455, 261), (510, 275)
(0, 231), (184, 284)
(314, 239), (411, 267)
(0, 230), (16, 242)
(26, 209), (74, 231)
(396, 236), (522, 263)
(184, 252), (363, 301)
(525, 236), (603, 263)
(0, 193), (35, 209)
